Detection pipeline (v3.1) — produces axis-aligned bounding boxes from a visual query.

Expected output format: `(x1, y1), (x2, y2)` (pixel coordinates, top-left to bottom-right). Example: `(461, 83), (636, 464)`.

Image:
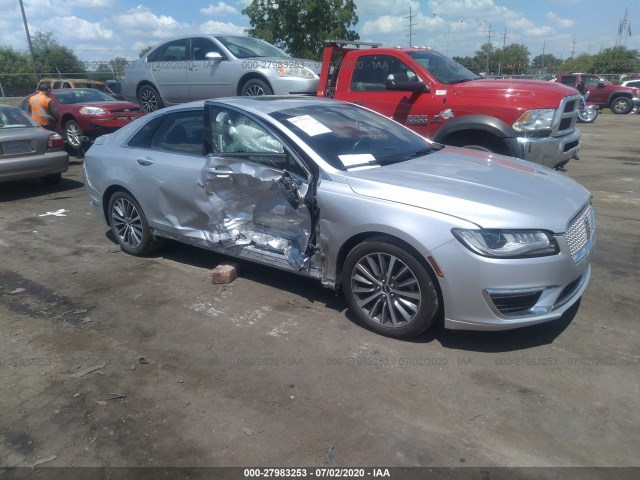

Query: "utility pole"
(18, 0), (39, 83)
(485, 23), (492, 76)
(498, 27), (507, 76)
(571, 33), (576, 59)
(405, 7), (417, 46)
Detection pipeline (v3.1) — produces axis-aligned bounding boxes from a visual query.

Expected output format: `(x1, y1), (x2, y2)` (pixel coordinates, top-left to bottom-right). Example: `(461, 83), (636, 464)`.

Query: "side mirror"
(205, 52), (223, 61)
(597, 80), (606, 88)
(385, 74), (428, 93)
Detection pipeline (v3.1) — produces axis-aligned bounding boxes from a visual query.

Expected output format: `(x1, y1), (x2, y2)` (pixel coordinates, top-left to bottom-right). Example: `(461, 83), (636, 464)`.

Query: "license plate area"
(2, 140), (33, 155)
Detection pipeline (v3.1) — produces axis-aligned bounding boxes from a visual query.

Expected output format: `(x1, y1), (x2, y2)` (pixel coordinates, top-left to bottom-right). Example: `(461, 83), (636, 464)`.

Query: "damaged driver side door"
(202, 104), (315, 272)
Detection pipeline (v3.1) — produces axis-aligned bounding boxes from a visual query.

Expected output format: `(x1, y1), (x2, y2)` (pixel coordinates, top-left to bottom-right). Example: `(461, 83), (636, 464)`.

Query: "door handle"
(136, 157), (154, 166)
(205, 166), (234, 177)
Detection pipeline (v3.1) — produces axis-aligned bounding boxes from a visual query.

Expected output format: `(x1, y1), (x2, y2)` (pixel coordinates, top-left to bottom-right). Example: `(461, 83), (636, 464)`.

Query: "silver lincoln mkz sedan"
(84, 97), (595, 338)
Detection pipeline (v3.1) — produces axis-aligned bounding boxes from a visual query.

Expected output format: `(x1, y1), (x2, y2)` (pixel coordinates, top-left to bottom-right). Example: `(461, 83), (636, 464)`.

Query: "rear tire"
(138, 84), (164, 112)
(610, 96), (633, 114)
(64, 120), (83, 149)
(108, 191), (165, 256)
(342, 238), (439, 338)
(41, 173), (62, 185)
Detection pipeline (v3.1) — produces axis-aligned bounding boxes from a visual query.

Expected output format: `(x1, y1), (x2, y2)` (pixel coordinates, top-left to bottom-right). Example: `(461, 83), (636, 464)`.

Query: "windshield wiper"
(447, 78), (478, 85)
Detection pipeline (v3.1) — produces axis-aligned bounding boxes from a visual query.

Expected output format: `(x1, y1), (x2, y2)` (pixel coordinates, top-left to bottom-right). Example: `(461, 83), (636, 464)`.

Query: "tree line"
(453, 43), (640, 77)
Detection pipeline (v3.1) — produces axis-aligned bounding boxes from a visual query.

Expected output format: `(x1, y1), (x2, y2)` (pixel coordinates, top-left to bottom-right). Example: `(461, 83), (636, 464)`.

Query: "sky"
(0, 0), (638, 64)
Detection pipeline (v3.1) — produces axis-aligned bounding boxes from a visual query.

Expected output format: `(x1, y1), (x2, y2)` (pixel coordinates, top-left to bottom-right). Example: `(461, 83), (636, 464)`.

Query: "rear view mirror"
(385, 74), (428, 93)
(205, 52), (223, 61)
(597, 81), (606, 88)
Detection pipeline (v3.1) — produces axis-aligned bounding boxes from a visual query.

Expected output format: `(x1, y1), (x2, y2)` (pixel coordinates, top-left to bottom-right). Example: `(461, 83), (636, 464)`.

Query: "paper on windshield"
(286, 115), (331, 136)
(338, 153), (376, 167)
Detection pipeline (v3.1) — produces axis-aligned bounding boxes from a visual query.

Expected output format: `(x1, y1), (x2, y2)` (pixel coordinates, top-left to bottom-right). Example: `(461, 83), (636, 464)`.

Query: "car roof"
(209, 96), (342, 114)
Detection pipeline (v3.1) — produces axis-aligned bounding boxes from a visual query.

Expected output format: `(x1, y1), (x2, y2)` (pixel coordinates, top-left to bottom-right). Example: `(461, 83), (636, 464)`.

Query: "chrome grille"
(566, 204), (595, 263)
(553, 94), (580, 136)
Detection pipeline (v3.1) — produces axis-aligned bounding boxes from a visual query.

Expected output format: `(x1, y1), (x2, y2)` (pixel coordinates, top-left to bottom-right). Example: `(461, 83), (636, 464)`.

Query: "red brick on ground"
(210, 262), (239, 284)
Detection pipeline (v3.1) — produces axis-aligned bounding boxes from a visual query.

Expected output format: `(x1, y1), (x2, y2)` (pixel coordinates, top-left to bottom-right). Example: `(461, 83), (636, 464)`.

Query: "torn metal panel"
(198, 155), (312, 270)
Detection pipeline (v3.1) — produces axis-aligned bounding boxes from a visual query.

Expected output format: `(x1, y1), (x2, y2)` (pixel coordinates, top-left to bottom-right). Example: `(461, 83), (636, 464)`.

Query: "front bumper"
(632, 97), (640, 107)
(431, 226), (594, 331)
(270, 77), (319, 95)
(515, 128), (581, 169)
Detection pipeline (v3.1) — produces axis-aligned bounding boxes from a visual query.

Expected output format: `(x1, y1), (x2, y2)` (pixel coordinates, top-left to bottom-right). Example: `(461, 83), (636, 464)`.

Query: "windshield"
(269, 103), (440, 170)
(215, 36), (289, 59)
(0, 106), (36, 128)
(407, 51), (479, 84)
(53, 89), (115, 104)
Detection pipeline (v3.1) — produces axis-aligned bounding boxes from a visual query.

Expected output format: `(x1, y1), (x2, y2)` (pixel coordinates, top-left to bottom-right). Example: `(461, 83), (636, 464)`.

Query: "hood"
(345, 147), (590, 232)
(81, 100), (143, 112)
(452, 79), (578, 109)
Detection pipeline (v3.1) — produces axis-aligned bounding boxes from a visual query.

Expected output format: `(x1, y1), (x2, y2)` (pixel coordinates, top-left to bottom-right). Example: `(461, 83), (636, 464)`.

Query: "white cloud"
(545, 12), (575, 29)
(200, 2), (239, 16)
(199, 20), (246, 35)
(69, 0), (111, 7)
(115, 5), (185, 39)
(45, 16), (114, 41)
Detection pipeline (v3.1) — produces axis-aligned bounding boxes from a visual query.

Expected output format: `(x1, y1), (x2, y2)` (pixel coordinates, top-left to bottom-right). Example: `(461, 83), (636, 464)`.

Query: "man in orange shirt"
(28, 83), (55, 129)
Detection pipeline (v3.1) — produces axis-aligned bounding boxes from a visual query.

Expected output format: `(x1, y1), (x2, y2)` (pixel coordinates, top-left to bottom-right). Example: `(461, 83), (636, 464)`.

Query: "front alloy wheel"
(108, 192), (164, 255)
(342, 239), (439, 338)
(64, 120), (83, 149)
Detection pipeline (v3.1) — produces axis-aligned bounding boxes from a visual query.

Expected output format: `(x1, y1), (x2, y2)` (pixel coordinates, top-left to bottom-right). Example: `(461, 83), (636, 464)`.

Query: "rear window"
(0, 106), (36, 128)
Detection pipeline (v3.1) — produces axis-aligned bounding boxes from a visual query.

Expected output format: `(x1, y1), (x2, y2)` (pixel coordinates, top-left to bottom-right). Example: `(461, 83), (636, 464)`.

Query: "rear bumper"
(515, 128), (581, 169)
(0, 151), (69, 182)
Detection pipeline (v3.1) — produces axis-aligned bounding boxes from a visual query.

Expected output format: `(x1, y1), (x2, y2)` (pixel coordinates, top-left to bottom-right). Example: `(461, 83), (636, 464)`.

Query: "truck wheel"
(446, 134), (507, 155)
(240, 79), (273, 96)
(610, 96), (633, 114)
(138, 85), (163, 112)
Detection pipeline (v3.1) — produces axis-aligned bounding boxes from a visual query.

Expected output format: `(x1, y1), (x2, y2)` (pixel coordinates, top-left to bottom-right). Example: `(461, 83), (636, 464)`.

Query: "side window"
(351, 55), (418, 91)
(128, 115), (166, 148)
(583, 76), (600, 87)
(211, 107), (308, 177)
(151, 39), (188, 62)
(191, 38), (222, 61)
(149, 110), (205, 155)
(62, 82), (71, 89)
(559, 76), (576, 86)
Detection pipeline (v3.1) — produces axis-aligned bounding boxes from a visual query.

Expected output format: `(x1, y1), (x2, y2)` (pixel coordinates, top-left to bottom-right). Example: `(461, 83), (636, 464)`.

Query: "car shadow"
(0, 177), (84, 202)
(104, 235), (578, 351)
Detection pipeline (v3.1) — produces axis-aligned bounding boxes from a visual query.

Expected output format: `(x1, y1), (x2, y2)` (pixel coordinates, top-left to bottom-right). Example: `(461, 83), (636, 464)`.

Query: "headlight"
(452, 229), (559, 258)
(277, 66), (316, 79)
(512, 109), (556, 133)
(79, 106), (107, 115)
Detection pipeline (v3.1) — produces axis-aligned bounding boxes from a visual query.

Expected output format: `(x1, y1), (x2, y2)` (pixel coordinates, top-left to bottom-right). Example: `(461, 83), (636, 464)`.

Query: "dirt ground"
(0, 114), (638, 471)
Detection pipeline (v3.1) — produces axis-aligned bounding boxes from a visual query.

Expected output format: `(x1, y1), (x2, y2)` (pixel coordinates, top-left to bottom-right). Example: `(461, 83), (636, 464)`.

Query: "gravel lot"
(0, 114), (638, 471)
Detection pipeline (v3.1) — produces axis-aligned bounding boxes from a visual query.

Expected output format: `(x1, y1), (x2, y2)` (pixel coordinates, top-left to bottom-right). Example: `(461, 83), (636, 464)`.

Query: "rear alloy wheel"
(240, 79), (273, 96)
(342, 239), (439, 338)
(610, 96), (633, 114)
(138, 85), (163, 112)
(64, 120), (83, 149)
(108, 191), (164, 256)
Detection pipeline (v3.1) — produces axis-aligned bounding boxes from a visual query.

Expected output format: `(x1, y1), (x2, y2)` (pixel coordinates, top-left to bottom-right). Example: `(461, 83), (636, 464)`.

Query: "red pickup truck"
(318, 41), (581, 169)
(554, 73), (640, 114)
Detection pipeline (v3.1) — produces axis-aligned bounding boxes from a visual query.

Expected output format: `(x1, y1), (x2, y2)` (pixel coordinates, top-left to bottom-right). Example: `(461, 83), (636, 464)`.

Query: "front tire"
(610, 96), (633, 114)
(64, 120), (83, 149)
(108, 191), (164, 256)
(342, 239), (439, 338)
(577, 106), (598, 123)
(138, 84), (164, 112)
(240, 79), (273, 96)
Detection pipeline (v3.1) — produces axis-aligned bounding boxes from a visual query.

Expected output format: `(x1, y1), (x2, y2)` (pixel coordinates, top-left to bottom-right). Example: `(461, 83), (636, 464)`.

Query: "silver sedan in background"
(122, 35), (319, 112)
(83, 97), (595, 338)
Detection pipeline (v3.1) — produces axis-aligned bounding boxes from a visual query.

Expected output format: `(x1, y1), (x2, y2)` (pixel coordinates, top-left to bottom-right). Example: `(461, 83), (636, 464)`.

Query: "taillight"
(48, 133), (64, 149)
